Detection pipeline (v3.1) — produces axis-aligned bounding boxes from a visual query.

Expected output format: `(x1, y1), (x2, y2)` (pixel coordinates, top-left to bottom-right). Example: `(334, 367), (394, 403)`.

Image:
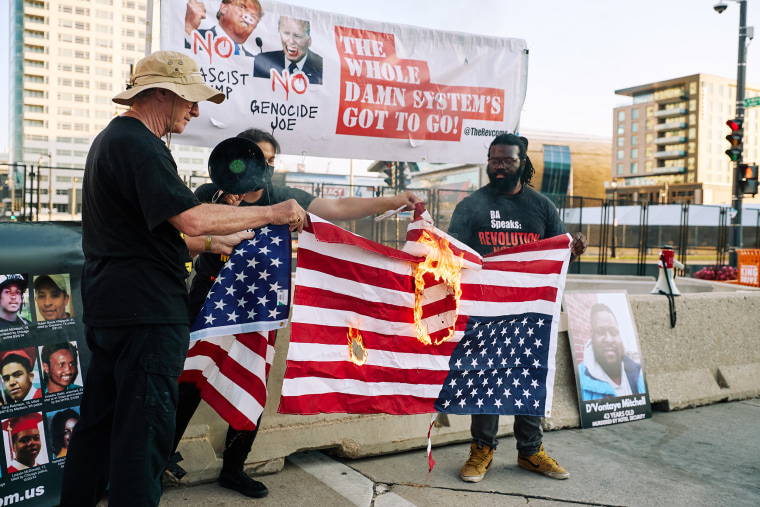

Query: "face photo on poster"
(32, 274), (75, 323)
(2, 412), (50, 473)
(38, 342), (83, 396)
(0, 347), (43, 405)
(563, 291), (652, 429)
(46, 406), (80, 459)
(0, 274), (33, 329)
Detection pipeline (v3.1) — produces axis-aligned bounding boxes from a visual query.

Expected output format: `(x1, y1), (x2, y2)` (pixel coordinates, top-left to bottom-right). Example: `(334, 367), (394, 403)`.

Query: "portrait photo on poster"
(38, 342), (83, 397)
(0, 347), (43, 406)
(563, 291), (652, 429)
(0, 274), (33, 330)
(46, 406), (80, 459)
(33, 274), (75, 323)
(2, 411), (50, 473)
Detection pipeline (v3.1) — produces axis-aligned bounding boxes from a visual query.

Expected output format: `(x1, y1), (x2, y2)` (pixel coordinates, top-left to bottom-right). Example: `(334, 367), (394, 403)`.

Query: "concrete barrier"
(173, 280), (760, 484)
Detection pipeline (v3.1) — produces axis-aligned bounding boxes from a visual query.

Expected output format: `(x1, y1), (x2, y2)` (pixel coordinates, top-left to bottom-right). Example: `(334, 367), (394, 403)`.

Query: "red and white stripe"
(180, 329), (276, 431)
(278, 213), (572, 416)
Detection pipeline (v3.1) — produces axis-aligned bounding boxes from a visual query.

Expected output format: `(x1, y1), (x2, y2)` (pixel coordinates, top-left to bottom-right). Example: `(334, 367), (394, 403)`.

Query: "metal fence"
(3, 164), (758, 277)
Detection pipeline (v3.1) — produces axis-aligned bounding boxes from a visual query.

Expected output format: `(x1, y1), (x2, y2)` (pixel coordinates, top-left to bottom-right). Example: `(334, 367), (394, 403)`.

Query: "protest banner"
(160, 0), (528, 163)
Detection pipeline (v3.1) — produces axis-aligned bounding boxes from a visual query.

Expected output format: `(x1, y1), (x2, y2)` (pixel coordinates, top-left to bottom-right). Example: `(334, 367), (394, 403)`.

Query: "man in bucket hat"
(60, 51), (306, 507)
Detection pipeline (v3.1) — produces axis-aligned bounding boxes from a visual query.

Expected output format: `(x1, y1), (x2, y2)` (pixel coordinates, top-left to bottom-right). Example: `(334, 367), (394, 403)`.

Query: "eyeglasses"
(487, 157), (521, 168)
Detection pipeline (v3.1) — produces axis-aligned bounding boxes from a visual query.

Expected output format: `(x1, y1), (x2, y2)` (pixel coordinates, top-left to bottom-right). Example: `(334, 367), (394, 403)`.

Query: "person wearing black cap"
(171, 128), (420, 499)
(60, 50), (307, 507)
(448, 133), (587, 484)
(0, 274), (30, 328)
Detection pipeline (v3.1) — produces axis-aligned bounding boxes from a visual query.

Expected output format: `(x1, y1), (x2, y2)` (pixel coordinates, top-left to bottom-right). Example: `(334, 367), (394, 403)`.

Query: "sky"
(3, 0), (760, 152)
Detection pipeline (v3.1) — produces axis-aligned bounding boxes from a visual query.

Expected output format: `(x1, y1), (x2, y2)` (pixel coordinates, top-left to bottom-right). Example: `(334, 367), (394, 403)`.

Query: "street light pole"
(716, 0), (750, 251)
(733, 0), (748, 250)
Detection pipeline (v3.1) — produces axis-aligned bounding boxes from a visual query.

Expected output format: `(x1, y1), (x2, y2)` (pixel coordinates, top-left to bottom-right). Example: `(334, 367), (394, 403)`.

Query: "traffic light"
(382, 162), (394, 187)
(725, 118), (744, 162)
(739, 163), (759, 195)
(397, 163), (406, 190)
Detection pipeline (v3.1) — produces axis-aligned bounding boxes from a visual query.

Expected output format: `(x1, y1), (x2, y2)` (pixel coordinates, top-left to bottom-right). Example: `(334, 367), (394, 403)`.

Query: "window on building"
(617, 124), (624, 135)
(631, 135), (638, 146)
(631, 148), (638, 159)
(631, 109), (639, 120)
(631, 162), (638, 174)
(540, 145), (571, 195)
(645, 133), (653, 144)
(646, 106), (654, 117)
(616, 163), (623, 175)
(617, 137), (624, 147)
(646, 119), (654, 131)
(645, 161), (653, 173)
(631, 122), (638, 133)
(617, 150), (624, 160)
(617, 111), (625, 122)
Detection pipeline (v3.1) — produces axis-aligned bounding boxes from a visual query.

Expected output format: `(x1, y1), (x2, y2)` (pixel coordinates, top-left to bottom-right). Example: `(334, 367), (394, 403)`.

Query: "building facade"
(611, 74), (760, 205)
(6, 0), (210, 220)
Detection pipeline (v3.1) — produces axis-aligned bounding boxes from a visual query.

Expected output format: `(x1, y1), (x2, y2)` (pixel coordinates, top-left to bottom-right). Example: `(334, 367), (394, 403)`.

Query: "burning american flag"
(279, 209), (572, 418)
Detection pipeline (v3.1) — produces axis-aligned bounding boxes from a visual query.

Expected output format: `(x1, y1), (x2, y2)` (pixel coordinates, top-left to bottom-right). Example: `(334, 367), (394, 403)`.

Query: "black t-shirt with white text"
(81, 116), (200, 327)
(447, 184), (566, 256)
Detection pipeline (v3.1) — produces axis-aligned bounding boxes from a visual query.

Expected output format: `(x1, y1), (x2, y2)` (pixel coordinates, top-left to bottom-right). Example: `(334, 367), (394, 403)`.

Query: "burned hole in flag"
(347, 326), (368, 366)
(413, 230), (464, 346)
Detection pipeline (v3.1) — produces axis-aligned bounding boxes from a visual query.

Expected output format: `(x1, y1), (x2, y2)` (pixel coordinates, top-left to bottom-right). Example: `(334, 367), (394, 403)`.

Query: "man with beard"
(3, 413), (45, 472)
(579, 303), (645, 401)
(40, 343), (81, 395)
(448, 133), (586, 483)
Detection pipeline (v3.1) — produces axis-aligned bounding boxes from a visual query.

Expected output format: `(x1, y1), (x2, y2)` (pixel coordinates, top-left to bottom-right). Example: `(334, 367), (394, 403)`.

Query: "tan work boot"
(517, 443), (570, 479)
(459, 442), (494, 483)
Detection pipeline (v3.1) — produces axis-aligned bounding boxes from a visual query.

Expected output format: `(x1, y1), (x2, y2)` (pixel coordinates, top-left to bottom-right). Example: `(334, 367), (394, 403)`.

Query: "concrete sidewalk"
(160, 398), (760, 506)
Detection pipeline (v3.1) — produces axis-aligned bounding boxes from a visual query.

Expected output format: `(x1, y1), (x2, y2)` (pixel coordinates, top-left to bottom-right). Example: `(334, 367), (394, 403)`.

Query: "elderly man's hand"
(270, 199), (308, 232)
(211, 230), (256, 255)
(570, 232), (587, 257)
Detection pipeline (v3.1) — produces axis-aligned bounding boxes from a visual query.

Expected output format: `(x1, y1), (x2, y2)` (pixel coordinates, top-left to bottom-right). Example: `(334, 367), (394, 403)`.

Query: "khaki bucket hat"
(113, 51), (225, 106)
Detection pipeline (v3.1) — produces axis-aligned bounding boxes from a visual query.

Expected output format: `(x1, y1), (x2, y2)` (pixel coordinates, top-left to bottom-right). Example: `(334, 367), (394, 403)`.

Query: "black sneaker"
(218, 469), (269, 498)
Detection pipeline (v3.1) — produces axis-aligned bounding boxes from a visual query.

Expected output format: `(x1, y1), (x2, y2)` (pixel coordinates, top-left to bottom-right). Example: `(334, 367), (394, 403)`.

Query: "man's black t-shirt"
(81, 116), (200, 327)
(187, 183), (315, 325)
(447, 185), (566, 256)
